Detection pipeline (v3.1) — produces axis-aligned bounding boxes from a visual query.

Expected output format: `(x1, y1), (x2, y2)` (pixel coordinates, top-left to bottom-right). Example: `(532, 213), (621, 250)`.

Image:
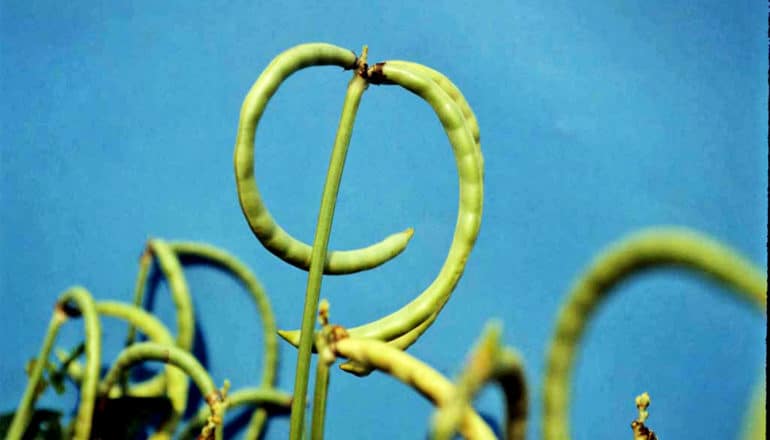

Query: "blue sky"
(1, 1), (766, 438)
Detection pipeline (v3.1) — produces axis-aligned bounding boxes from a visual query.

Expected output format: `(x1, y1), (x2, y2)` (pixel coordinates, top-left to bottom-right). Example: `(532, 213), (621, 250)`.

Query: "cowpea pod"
(431, 321), (528, 440)
(99, 342), (227, 440)
(123, 239), (195, 398)
(332, 337), (496, 439)
(234, 42), (414, 275)
(338, 310), (437, 376)
(386, 60), (483, 177)
(321, 60), (481, 375)
(95, 301), (187, 439)
(148, 239), (195, 351)
(178, 387), (292, 440)
(7, 287), (101, 440)
(169, 241), (278, 440)
(280, 61), (483, 346)
(542, 227), (767, 440)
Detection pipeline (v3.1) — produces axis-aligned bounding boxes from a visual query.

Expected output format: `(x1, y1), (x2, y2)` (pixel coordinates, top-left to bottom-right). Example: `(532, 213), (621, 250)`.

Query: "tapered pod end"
(277, 329), (301, 347)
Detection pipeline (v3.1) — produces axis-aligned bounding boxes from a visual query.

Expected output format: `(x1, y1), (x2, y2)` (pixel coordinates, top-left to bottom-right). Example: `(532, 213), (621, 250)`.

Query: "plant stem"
(6, 308), (67, 440)
(287, 68), (368, 439)
(310, 361), (331, 440)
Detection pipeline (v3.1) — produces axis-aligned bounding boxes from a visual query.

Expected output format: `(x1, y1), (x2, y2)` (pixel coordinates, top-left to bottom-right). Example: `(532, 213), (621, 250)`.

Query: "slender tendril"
(543, 227), (767, 440)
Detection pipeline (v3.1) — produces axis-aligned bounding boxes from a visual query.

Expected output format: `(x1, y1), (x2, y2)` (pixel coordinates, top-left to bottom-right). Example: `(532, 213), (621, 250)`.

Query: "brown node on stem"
(365, 62), (395, 85)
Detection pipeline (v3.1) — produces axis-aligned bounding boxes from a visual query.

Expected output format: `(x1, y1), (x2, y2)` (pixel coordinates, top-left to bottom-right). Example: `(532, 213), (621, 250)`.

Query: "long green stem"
(8, 287), (101, 440)
(310, 361), (331, 440)
(6, 307), (68, 439)
(287, 68), (368, 439)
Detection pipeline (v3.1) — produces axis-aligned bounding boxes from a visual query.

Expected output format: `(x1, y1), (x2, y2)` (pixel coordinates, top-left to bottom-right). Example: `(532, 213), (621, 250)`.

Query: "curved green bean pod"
(99, 342), (226, 440)
(97, 301), (187, 439)
(432, 321), (527, 440)
(336, 61), (483, 375)
(280, 61), (483, 346)
(57, 300), (188, 438)
(148, 239), (195, 351)
(8, 287), (101, 440)
(122, 239), (195, 398)
(122, 249), (153, 391)
(332, 337), (496, 439)
(542, 227), (767, 440)
(124, 249), (152, 351)
(385, 60), (483, 176)
(178, 387), (292, 440)
(7, 305), (68, 439)
(234, 42), (414, 275)
(169, 241), (279, 439)
(740, 377), (766, 440)
(337, 311), (436, 376)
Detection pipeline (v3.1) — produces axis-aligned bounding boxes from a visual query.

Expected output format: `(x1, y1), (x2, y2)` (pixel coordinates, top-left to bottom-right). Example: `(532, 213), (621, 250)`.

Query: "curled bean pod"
(148, 239), (195, 351)
(385, 60), (483, 176)
(169, 241), (279, 439)
(431, 321), (528, 440)
(62, 301), (187, 438)
(8, 287), (101, 440)
(331, 337), (496, 439)
(542, 227), (767, 440)
(337, 62), (482, 375)
(123, 239), (195, 398)
(178, 387), (292, 440)
(280, 61), (483, 347)
(234, 42), (414, 275)
(99, 342), (226, 440)
(97, 301), (187, 439)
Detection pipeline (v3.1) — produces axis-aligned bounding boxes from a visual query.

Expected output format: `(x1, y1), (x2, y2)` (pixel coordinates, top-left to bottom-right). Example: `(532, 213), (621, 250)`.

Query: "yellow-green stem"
(287, 69), (368, 439)
(310, 361), (331, 440)
(6, 309), (67, 439)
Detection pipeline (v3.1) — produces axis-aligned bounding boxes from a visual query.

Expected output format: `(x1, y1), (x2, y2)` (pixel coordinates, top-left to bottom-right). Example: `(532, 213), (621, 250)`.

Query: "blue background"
(1, 1), (766, 439)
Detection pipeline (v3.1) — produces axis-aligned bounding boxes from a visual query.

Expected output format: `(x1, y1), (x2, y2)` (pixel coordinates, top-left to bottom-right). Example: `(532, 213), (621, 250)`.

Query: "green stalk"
(6, 308), (68, 439)
(8, 287), (101, 440)
(310, 361), (331, 440)
(288, 68), (369, 439)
